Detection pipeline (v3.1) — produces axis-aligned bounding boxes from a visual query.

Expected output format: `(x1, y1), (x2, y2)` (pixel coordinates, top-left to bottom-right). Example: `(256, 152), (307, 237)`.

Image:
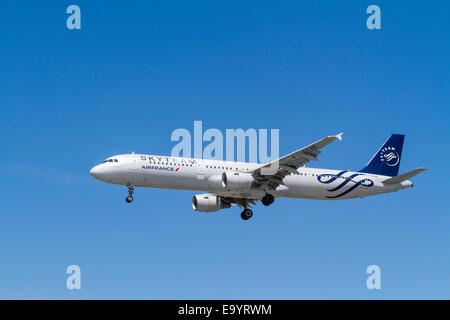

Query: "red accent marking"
(176, 168), (179, 171)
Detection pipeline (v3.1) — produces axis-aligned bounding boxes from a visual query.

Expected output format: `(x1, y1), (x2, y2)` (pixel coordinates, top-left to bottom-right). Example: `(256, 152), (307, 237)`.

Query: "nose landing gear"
(126, 185), (134, 203)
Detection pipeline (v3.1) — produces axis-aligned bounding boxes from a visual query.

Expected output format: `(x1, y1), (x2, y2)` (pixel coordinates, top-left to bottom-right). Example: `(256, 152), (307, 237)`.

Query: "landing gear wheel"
(241, 209), (253, 220)
(126, 185), (134, 203)
(262, 194), (275, 206)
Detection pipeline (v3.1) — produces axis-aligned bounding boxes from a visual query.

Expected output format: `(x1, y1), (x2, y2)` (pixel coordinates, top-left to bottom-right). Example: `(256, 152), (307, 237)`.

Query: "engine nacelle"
(192, 194), (230, 212)
(222, 172), (255, 191)
(207, 174), (224, 190)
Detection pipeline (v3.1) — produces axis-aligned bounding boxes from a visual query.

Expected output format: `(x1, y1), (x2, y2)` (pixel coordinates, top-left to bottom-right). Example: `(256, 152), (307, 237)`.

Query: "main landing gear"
(241, 208), (253, 220)
(126, 185), (134, 203)
(262, 194), (275, 206)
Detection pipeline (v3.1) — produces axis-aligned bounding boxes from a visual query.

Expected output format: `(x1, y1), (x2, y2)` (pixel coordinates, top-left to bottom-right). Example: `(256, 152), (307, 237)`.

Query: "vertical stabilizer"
(359, 134), (405, 177)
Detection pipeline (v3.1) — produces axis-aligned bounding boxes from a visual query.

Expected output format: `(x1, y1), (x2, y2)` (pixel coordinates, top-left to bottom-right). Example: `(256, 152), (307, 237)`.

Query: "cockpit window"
(102, 158), (118, 163)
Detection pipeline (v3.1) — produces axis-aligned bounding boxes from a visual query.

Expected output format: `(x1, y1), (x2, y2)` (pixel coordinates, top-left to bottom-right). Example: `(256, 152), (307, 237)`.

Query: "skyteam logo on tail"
(380, 147), (399, 167)
(359, 134), (404, 177)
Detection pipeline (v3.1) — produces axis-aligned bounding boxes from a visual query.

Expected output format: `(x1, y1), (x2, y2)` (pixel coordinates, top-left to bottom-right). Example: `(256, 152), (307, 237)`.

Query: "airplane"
(90, 133), (426, 220)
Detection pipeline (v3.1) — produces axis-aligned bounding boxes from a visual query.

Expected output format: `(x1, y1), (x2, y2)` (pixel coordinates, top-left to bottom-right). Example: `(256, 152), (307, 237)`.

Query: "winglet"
(335, 132), (343, 141)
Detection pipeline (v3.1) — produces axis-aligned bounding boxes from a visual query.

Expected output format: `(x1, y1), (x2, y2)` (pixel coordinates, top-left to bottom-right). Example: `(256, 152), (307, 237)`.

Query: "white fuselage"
(90, 154), (413, 201)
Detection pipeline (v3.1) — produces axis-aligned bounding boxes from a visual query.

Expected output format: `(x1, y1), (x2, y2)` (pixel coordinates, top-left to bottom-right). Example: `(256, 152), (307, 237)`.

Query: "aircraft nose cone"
(90, 166), (98, 178)
(90, 165), (103, 180)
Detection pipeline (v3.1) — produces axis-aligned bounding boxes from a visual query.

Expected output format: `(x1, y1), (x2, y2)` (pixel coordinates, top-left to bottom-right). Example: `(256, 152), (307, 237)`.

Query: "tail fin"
(359, 134), (405, 177)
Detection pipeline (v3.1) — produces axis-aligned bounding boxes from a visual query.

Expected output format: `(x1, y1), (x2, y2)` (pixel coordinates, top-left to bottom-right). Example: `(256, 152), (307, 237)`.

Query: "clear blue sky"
(0, 1), (449, 299)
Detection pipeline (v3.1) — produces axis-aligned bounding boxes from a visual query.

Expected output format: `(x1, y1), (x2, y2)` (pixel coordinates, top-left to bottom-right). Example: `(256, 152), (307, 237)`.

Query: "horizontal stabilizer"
(382, 168), (427, 185)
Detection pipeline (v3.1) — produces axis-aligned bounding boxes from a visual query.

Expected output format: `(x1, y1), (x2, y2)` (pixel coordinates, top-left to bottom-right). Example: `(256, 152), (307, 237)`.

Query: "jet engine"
(222, 172), (256, 191)
(192, 194), (230, 212)
(207, 174), (224, 190)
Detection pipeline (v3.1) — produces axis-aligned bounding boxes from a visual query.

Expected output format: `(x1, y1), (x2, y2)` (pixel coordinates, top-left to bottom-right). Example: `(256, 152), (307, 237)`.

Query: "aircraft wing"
(221, 196), (258, 209)
(252, 133), (343, 190)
